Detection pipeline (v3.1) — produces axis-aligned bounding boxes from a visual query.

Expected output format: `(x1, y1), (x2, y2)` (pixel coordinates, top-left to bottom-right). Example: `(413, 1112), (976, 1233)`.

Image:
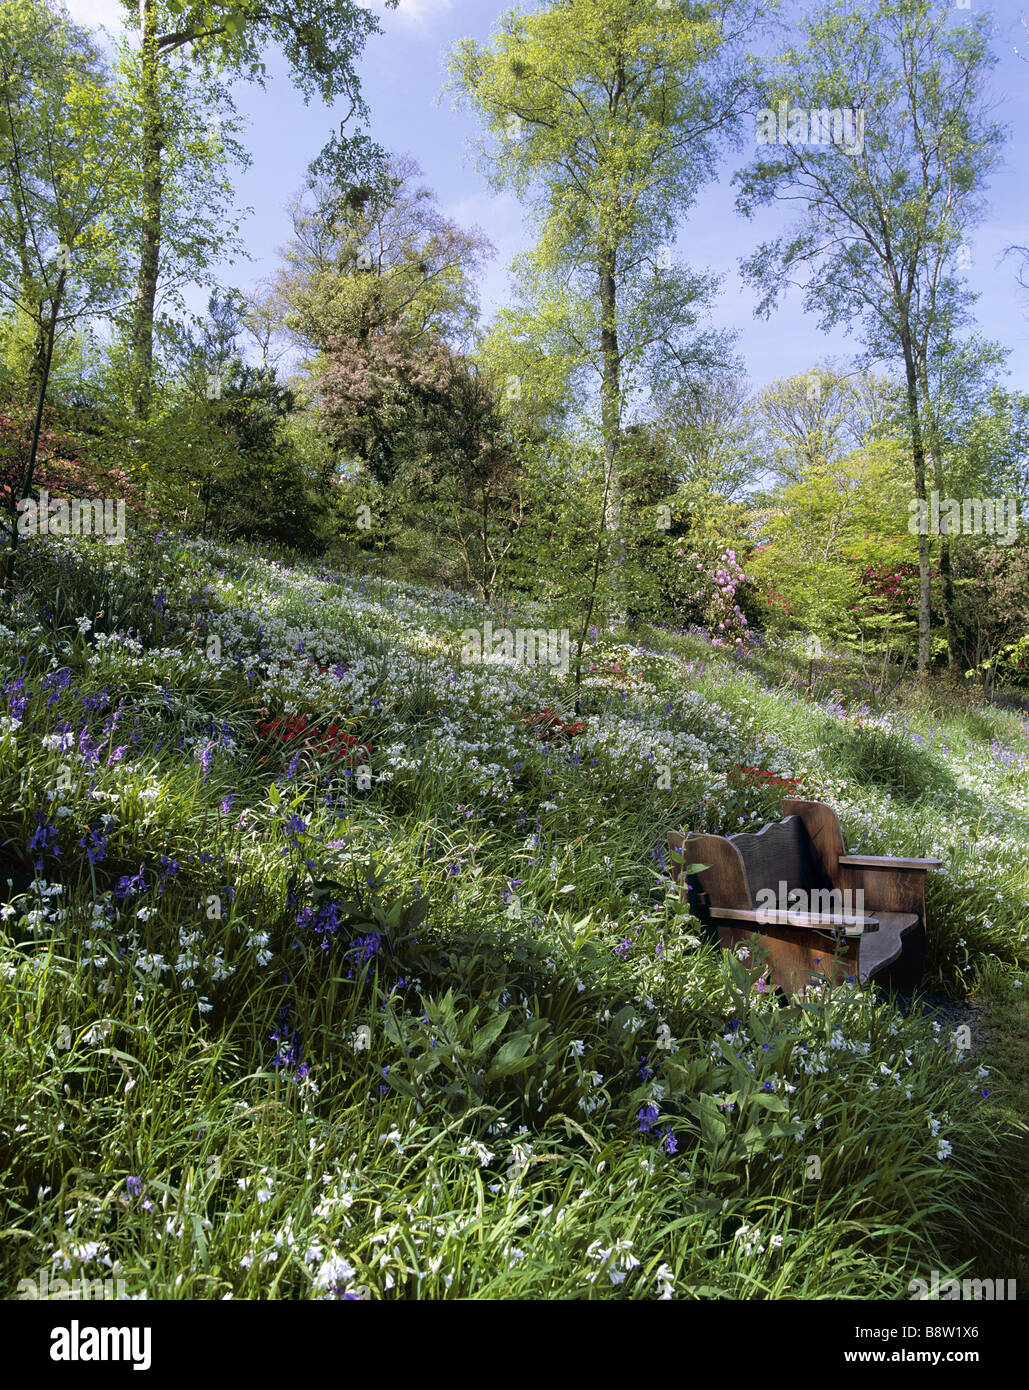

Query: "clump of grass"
(822, 722), (955, 804)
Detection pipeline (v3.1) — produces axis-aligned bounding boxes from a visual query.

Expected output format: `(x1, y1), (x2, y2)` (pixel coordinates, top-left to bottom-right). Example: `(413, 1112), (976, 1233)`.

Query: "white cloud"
(371, 0), (454, 31)
(63, 0), (130, 35)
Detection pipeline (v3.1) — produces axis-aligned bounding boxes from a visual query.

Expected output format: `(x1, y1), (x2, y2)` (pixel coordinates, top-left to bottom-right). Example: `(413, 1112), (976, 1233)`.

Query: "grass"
(0, 529), (1026, 1300)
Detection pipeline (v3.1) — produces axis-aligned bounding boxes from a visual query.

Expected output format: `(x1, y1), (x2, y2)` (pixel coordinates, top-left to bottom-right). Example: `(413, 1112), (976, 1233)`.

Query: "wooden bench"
(667, 798), (942, 997)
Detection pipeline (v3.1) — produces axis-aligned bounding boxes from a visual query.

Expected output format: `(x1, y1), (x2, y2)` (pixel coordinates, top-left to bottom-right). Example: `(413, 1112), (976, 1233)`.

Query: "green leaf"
(750, 1092), (788, 1113)
(726, 951), (753, 991)
(486, 1032), (535, 1080)
(472, 1010), (511, 1057)
(697, 1094), (727, 1146)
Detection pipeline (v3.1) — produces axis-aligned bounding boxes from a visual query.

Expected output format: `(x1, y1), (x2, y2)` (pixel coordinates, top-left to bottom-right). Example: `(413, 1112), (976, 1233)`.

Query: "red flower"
(522, 708), (585, 742)
(258, 714), (372, 764)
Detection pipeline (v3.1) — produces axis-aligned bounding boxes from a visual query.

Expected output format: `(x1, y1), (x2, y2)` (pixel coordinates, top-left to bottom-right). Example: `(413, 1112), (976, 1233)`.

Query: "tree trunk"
(572, 437), (617, 716)
(916, 361), (959, 672)
(598, 243), (623, 626)
(480, 486), (489, 604)
(902, 344), (932, 678)
(131, 0), (163, 425)
(26, 312), (49, 404)
(2, 271), (66, 600)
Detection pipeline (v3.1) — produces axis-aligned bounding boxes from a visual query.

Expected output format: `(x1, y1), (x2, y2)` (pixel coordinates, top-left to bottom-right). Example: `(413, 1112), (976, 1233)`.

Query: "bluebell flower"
(637, 1103), (659, 1133)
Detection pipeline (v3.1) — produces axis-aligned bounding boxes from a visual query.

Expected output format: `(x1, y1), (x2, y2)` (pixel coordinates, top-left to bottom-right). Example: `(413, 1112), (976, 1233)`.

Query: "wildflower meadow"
(1, 530), (1026, 1316)
(0, 0), (1027, 1348)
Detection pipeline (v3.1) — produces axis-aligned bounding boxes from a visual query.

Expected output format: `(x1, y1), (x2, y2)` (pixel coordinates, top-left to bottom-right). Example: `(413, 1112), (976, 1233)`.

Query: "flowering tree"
(0, 402), (147, 522)
(671, 543), (749, 647)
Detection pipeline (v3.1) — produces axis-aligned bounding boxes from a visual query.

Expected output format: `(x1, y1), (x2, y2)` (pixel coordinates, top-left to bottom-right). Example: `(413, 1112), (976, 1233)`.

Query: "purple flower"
(114, 865), (147, 899)
(343, 932), (381, 977)
(282, 814), (306, 849)
(270, 1011), (308, 1081)
(637, 1103), (659, 1133)
(3, 677), (30, 721)
(28, 812), (60, 870)
(79, 818), (112, 866)
(41, 668), (72, 707)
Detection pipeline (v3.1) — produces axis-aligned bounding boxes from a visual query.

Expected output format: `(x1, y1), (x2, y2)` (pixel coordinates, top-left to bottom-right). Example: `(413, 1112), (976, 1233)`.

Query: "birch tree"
(449, 0), (759, 602)
(735, 0), (1004, 675)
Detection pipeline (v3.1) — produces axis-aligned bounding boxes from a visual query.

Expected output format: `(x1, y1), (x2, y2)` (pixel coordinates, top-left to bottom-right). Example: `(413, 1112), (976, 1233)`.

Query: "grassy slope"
(0, 531), (1025, 1299)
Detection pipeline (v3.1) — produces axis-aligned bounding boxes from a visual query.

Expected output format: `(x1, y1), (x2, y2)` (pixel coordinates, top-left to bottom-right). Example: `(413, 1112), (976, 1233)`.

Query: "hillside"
(1, 532), (1026, 1299)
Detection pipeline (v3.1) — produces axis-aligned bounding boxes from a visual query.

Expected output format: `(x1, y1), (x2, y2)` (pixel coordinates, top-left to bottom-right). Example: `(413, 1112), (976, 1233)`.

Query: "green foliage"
(449, 0), (754, 557)
(274, 155), (490, 361)
(748, 433), (913, 648)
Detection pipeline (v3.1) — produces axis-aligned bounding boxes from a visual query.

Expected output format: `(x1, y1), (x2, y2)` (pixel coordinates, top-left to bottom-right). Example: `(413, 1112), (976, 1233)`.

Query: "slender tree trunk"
(26, 313), (49, 403)
(916, 361), (959, 672)
(2, 272), (66, 600)
(572, 436), (617, 716)
(132, 0), (163, 425)
(901, 343), (932, 678)
(598, 242), (623, 625)
(481, 487), (489, 604)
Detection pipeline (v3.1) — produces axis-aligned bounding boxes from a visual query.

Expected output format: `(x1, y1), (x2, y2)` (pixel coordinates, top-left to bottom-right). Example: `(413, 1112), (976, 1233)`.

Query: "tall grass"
(0, 532), (1025, 1299)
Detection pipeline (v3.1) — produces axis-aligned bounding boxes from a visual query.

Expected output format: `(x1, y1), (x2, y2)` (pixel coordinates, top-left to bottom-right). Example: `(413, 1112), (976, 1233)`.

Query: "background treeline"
(2, 0), (1028, 689)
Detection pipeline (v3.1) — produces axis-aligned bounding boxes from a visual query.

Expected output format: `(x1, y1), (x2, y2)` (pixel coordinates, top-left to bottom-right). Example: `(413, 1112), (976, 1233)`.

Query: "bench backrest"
(727, 815), (831, 906)
(670, 799), (848, 913)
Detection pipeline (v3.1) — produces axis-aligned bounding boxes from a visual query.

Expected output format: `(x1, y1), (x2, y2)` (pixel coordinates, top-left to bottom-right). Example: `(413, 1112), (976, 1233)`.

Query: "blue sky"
(70, 0), (1029, 392)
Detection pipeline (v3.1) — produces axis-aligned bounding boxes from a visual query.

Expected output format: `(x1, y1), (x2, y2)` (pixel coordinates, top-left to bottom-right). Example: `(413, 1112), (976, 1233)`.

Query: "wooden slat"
(782, 799), (846, 885)
(839, 854), (943, 870)
(857, 911), (918, 981)
(672, 832), (749, 909)
(717, 924), (861, 998)
(727, 817), (814, 901)
(710, 907), (875, 935)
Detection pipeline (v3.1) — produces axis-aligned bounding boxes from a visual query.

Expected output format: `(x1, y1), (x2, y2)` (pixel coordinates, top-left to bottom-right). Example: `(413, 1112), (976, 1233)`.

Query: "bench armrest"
(709, 907), (876, 937)
(838, 855), (942, 870)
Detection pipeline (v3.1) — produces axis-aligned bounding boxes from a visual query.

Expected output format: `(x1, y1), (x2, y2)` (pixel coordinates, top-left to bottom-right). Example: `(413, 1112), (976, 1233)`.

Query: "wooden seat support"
(667, 798), (941, 998)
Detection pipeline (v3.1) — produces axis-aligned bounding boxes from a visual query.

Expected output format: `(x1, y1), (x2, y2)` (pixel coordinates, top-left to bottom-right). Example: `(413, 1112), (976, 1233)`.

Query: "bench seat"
(855, 910), (919, 982)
